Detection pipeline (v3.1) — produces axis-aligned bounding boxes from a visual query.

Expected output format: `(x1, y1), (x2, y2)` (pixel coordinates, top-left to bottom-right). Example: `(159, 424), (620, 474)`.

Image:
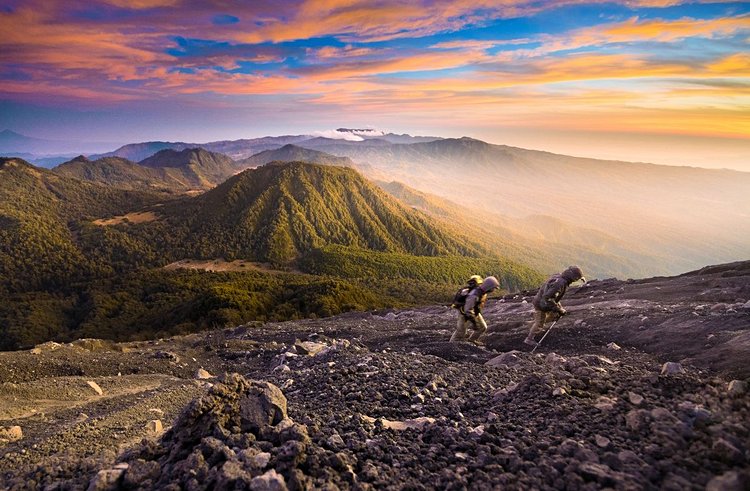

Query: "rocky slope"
(0, 261), (748, 490)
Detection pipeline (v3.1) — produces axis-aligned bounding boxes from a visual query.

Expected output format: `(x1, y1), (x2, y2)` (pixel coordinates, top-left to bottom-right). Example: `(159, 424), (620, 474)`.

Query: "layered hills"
(9, 127), (750, 279)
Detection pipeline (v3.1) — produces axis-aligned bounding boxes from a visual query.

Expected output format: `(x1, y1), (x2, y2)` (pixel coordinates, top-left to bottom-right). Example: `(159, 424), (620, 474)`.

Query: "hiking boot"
(523, 337), (537, 347)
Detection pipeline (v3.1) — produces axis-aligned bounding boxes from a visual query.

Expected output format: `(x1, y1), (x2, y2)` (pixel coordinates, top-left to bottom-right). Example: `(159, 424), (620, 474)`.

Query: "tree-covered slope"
(54, 155), (182, 193)
(138, 147), (237, 189)
(0, 158), (165, 292)
(153, 161), (489, 264)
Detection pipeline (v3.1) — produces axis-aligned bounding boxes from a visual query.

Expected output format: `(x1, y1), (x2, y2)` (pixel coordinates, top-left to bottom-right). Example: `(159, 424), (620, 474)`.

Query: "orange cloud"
(102, 0), (180, 7)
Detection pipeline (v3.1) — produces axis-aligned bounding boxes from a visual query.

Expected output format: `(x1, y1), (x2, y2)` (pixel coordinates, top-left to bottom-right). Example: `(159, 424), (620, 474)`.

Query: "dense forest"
(0, 158), (543, 349)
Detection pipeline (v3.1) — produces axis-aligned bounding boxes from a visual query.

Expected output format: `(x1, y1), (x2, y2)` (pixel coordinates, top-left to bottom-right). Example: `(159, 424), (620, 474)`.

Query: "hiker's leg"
(468, 314), (487, 341)
(524, 310), (546, 344)
(450, 315), (468, 342)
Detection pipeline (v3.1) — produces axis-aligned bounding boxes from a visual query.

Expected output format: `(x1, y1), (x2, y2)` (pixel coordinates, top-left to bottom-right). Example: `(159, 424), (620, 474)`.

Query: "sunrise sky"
(1, 1), (748, 170)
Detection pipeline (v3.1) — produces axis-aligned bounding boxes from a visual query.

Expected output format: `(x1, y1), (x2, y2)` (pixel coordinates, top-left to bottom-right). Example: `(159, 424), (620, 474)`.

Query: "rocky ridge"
(0, 261), (748, 489)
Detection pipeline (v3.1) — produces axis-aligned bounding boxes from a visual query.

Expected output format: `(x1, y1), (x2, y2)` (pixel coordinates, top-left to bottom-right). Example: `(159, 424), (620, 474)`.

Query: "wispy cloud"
(1, 0), (748, 168)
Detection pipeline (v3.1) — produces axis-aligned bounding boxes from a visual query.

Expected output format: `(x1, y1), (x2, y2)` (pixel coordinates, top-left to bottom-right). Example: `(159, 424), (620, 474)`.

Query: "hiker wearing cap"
(524, 266), (586, 346)
(450, 275), (500, 344)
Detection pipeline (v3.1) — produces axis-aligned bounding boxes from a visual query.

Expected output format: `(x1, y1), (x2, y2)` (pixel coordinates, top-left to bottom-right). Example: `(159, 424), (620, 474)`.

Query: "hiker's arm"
(463, 294), (478, 321)
(543, 280), (566, 314)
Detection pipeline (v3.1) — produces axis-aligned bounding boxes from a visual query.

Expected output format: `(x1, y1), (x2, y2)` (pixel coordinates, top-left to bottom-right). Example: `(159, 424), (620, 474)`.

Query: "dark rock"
(706, 471), (748, 491)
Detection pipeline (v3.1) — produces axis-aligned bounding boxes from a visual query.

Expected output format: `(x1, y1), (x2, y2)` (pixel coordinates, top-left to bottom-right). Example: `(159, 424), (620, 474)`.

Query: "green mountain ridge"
(147, 161), (490, 265)
(53, 148), (239, 192)
(54, 155), (179, 193)
(138, 147), (238, 189)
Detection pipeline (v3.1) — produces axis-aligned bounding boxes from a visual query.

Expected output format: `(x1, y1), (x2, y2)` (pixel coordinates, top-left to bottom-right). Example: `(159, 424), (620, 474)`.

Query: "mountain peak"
(178, 160), (482, 265)
(239, 145), (356, 169)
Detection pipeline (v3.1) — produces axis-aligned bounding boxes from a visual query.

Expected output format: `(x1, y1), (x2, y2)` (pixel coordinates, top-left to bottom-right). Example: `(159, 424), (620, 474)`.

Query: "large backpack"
(451, 287), (471, 309)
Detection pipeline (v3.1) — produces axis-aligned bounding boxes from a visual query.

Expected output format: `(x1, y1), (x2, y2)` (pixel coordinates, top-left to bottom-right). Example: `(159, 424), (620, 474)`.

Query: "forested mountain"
(54, 149), (238, 193)
(0, 158), (165, 293)
(54, 155), (179, 193)
(237, 144), (356, 170)
(147, 161), (489, 265)
(137, 147), (237, 189)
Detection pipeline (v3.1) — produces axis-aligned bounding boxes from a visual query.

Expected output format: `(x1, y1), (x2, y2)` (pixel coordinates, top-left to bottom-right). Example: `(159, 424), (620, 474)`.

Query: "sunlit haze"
(1, 1), (748, 170)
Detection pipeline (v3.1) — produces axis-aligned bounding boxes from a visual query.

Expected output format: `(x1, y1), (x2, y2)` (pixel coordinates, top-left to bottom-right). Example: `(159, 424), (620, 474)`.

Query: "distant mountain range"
(0, 129), (119, 158)
(5, 128), (749, 279)
(237, 144), (357, 169)
(1, 129), (442, 166)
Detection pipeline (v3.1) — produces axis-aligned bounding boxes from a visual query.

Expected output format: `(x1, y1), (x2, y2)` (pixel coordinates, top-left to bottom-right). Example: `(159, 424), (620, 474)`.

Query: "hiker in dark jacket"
(524, 266), (585, 346)
(451, 275), (500, 344)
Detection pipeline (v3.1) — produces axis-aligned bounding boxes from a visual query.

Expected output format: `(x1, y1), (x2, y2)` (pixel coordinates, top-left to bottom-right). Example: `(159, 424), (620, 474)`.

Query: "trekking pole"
(530, 319), (558, 353)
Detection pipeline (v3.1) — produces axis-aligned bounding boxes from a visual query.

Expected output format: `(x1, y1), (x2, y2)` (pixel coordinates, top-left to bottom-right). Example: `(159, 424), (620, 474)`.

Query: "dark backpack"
(451, 287), (471, 309)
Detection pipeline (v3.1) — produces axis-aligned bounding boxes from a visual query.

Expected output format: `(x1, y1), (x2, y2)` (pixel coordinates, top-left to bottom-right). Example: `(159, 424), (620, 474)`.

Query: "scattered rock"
(595, 435), (611, 448)
(712, 438), (745, 464)
(706, 471), (746, 491)
(86, 381), (104, 396)
(552, 387), (567, 396)
(30, 341), (62, 355)
(660, 362), (684, 375)
(87, 468), (126, 491)
(545, 353), (567, 365)
(486, 351), (523, 367)
(727, 380), (748, 396)
(239, 380), (287, 430)
(594, 396), (616, 410)
(145, 419), (163, 434)
(379, 417), (435, 431)
(249, 469), (288, 491)
(625, 409), (650, 431)
(606, 342), (621, 351)
(650, 407), (676, 421)
(195, 368), (214, 379)
(294, 340), (327, 356)
(627, 391), (644, 406)
(122, 460), (160, 488)
(0, 425), (23, 443)
(154, 351), (180, 362)
(73, 339), (111, 352)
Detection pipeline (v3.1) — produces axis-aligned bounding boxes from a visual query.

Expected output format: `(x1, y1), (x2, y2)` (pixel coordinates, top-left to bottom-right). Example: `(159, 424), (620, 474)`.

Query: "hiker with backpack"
(524, 265), (586, 347)
(450, 275), (500, 344)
